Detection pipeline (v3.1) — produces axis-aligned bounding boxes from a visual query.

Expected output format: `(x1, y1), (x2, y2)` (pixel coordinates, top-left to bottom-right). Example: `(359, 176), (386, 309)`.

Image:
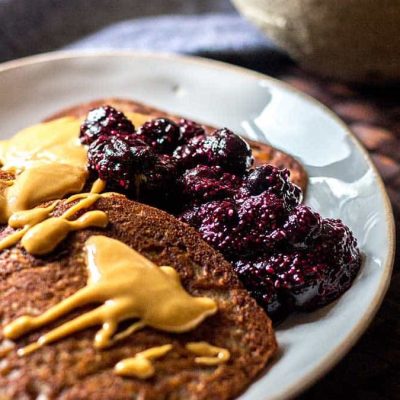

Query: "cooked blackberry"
(87, 135), (155, 190)
(81, 105), (361, 322)
(135, 154), (179, 209)
(80, 106), (135, 145)
(173, 128), (253, 173)
(178, 119), (206, 143)
(180, 192), (287, 258)
(138, 118), (181, 154)
(240, 165), (301, 208)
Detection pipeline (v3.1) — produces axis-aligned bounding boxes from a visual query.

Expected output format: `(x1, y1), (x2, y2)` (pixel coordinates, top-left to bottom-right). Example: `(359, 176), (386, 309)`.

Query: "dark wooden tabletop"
(273, 67), (399, 400)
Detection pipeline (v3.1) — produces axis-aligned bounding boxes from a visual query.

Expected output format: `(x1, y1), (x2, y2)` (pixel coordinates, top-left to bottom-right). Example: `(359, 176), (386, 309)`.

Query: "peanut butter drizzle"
(114, 344), (172, 379)
(0, 201), (60, 252)
(0, 179), (108, 255)
(186, 342), (230, 365)
(21, 210), (108, 255)
(0, 163), (87, 223)
(0, 117), (85, 172)
(3, 235), (217, 356)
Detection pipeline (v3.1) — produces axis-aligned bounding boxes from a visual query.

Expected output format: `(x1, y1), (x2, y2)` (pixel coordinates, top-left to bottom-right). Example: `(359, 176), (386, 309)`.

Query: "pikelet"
(0, 194), (276, 400)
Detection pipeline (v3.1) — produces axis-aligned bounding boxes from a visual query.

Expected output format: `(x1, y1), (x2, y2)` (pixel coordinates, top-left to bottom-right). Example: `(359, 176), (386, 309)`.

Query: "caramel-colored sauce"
(186, 342), (230, 365)
(0, 227), (28, 252)
(0, 163), (87, 223)
(0, 117), (85, 172)
(22, 211), (108, 255)
(0, 201), (59, 252)
(0, 118), (88, 223)
(0, 114), (148, 254)
(114, 344), (172, 379)
(0, 180), (108, 255)
(8, 201), (59, 229)
(3, 235), (217, 355)
(89, 178), (107, 194)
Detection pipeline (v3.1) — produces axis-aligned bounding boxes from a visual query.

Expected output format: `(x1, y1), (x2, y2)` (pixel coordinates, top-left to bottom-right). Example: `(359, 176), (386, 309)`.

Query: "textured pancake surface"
(46, 98), (307, 191)
(0, 194), (276, 400)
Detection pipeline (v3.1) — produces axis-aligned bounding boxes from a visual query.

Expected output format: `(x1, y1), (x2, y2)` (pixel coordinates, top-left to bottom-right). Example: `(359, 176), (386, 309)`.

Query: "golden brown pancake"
(0, 194), (277, 400)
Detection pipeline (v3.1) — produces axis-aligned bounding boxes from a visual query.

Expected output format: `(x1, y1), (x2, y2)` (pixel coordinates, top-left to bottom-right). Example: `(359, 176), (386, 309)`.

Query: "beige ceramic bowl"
(232, 0), (400, 83)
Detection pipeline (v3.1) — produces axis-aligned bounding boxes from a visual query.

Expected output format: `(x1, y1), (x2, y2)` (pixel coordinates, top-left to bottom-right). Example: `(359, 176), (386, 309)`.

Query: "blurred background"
(0, 0), (289, 74)
(0, 0), (399, 399)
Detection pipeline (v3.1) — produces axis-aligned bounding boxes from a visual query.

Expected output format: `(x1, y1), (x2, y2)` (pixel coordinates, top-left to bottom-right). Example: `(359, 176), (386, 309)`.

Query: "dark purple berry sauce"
(82, 106), (362, 321)
(179, 165), (242, 206)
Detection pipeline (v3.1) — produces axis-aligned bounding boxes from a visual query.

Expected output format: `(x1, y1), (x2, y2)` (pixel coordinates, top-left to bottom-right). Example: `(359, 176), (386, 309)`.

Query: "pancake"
(0, 194), (277, 399)
(45, 98), (307, 192)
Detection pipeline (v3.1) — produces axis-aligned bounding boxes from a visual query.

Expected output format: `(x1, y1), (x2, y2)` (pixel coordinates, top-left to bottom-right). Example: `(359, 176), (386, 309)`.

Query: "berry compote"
(82, 106), (361, 321)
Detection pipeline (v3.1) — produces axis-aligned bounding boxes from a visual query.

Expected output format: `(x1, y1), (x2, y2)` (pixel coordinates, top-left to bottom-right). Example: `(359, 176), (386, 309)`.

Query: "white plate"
(0, 52), (394, 400)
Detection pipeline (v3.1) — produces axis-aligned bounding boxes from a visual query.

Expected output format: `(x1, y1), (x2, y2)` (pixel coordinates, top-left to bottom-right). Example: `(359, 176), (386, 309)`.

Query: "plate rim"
(0, 50), (395, 400)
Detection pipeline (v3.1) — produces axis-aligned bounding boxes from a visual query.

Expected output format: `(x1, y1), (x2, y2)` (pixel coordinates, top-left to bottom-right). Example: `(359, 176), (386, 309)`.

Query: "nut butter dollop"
(3, 235), (218, 355)
(0, 117), (87, 223)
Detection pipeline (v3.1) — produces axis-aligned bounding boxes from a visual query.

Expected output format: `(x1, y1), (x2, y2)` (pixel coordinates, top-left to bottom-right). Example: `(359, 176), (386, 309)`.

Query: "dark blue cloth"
(0, 0), (290, 73)
(65, 14), (290, 72)
(65, 14), (270, 55)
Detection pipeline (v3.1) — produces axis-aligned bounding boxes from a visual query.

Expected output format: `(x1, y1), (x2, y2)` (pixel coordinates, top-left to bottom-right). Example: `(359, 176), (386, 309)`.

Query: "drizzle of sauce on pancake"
(114, 344), (173, 379)
(186, 342), (230, 365)
(3, 235), (217, 356)
(114, 340), (231, 379)
(0, 179), (108, 254)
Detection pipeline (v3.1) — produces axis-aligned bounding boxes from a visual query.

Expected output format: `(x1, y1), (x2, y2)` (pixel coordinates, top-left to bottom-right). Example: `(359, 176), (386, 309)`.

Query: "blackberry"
(136, 154), (179, 209)
(174, 128), (253, 173)
(178, 119), (206, 143)
(80, 106), (135, 145)
(240, 165), (301, 208)
(234, 259), (287, 320)
(83, 106), (362, 322)
(138, 118), (180, 154)
(87, 135), (155, 190)
(281, 205), (322, 246)
(180, 200), (239, 255)
(180, 192), (286, 258)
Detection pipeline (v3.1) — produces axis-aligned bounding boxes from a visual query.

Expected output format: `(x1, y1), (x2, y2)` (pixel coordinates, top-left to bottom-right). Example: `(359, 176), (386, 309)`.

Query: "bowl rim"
(0, 50), (395, 400)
